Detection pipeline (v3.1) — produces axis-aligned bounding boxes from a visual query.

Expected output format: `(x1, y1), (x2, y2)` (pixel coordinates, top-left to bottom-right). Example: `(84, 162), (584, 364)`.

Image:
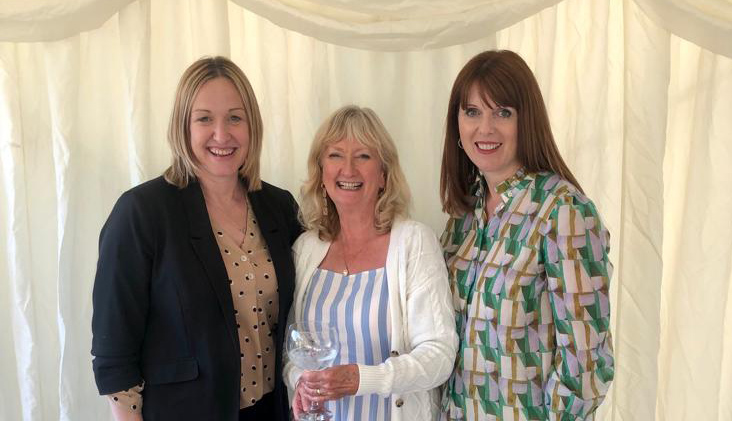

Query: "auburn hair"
(440, 50), (582, 216)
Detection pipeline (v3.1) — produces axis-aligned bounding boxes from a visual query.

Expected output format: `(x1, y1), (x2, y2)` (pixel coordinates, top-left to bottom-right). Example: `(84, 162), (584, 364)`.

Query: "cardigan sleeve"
(356, 222), (458, 396)
(91, 190), (154, 395)
(282, 232), (311, 391)
(541, 195), (614, 419)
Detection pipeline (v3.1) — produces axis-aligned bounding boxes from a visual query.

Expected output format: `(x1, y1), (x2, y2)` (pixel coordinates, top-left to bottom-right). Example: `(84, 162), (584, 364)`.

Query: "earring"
(321, 183), (328, 216)
(458, 138), (464, 149)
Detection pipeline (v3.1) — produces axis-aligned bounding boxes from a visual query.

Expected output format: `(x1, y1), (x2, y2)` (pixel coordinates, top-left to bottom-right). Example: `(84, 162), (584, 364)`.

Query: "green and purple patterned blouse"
(441, 169), (614, 421)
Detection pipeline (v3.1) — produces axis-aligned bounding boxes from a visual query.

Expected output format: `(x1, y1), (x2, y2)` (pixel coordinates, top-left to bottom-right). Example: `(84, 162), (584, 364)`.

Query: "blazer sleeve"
(356, 223), (458, 396)
(91, 190), (155, 395)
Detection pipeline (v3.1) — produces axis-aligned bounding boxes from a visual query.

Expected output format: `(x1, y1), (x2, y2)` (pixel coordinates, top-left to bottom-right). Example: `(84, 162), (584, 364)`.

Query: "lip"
(474, 142), (501, 154)
(335, 181), (363, 190)
(207, 147), (237, 157)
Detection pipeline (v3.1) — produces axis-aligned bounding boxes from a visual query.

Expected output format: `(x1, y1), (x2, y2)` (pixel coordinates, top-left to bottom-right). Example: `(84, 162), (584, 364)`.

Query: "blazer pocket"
(143, 357), (199, 385)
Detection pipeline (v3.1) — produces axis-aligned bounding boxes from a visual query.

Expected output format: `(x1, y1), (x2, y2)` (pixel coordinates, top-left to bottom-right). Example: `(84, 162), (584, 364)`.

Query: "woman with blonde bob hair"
(92, 56), (301, 421)
(440, 50), (614, 420)
(285, 105), (457, 421)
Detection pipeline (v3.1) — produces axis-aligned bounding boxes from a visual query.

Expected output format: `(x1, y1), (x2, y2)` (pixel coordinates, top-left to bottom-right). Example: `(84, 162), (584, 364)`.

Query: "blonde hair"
(300, 105), (410, 241)
(163, 56), (263, 190)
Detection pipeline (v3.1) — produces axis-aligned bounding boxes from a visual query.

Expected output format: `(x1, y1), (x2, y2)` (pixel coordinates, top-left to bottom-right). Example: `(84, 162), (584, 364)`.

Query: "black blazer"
(91, 176), (302, 421)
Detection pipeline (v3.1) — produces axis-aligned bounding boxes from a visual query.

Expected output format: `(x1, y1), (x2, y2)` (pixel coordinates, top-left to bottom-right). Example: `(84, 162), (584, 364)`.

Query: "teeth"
(209, 147), (235, 156)
(477, 143), (500, 151)
(336, 181), (362, 190)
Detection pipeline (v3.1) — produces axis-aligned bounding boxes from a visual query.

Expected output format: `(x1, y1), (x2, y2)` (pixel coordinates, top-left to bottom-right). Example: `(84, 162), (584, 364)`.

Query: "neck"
(336, 205), (379, 244)
(198, 174), (245, 205)
(482, 165), (521, 198)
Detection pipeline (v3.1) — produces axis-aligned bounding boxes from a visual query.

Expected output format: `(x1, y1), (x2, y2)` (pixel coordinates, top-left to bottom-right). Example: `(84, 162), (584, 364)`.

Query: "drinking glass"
(286, 322), (338, 421)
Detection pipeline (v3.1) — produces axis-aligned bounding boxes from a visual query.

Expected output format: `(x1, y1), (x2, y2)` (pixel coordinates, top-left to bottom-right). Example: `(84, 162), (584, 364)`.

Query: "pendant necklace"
(340, 237), (366, 277)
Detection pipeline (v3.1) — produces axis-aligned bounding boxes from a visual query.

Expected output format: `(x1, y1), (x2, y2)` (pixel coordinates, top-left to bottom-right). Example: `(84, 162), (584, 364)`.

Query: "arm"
(542, 197), (614, 419)
(355, 223), (458, 396)
(284, 190), (304, 246)
(283, 234), (307, 392)
(91, 191), (153, 398)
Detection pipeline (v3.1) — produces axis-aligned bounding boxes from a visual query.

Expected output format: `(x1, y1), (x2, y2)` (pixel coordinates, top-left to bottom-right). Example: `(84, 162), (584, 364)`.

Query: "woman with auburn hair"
(91, 56), (301, 420)
(285, 105), (457, 420)
(440, 50), (614, 420)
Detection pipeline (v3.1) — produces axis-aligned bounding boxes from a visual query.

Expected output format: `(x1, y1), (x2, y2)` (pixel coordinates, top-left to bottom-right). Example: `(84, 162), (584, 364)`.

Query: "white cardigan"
(284, 219), (458, 421)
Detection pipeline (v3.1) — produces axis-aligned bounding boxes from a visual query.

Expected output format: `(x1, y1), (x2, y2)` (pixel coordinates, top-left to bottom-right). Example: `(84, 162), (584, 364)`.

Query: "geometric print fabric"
(441, 169), (614, 421)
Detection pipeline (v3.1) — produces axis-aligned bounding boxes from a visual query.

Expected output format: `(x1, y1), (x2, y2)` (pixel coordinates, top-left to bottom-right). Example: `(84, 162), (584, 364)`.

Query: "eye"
(229, 115), (244, 123)
(495, 107), (513, 118)
(464, 107), (480, 117)
(357, 153), (371, 160)
(327, 152), (342, 159)
(195, 115), (212, 123)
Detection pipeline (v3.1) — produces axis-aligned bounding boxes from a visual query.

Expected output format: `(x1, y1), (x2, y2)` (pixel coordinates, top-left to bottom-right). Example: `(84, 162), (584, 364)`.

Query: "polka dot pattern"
(106, 382), (144, 414)
(210, 198), (278, 410)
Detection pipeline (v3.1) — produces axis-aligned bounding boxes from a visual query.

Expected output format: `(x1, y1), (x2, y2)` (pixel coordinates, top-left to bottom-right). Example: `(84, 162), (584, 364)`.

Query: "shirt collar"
(470, 167), (532, 213)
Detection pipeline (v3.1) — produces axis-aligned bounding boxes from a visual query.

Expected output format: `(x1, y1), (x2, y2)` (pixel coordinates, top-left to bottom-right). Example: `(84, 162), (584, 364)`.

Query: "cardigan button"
(395, 398), (404, 407)
(390, 350), (399, 357)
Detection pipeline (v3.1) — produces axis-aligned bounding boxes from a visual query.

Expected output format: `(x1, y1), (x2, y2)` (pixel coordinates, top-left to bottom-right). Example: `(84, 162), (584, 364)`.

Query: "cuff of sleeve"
(286, 364), (304, 390)
(355, 363), (391, 397)
(106, 382), (144, 414)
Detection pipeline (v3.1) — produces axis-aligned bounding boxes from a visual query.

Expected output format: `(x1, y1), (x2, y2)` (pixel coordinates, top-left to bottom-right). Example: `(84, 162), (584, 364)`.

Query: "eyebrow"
(192, 108), (246, 112)
(327, 145), (370, 153)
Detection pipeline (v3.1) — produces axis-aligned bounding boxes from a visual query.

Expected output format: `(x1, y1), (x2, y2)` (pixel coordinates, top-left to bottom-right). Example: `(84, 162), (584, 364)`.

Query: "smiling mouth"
(336, 181), (363, 190)
(208, 147), (236, 157)
(476, 143), (500, 151)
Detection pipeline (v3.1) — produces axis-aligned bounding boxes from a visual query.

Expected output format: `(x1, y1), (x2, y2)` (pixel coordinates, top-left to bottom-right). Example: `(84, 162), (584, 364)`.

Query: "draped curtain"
(0, 0), (730, 420)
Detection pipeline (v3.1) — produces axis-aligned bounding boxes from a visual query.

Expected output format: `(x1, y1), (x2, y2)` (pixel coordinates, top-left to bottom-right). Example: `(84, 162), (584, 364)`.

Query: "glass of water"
(286, 322), (338, 421)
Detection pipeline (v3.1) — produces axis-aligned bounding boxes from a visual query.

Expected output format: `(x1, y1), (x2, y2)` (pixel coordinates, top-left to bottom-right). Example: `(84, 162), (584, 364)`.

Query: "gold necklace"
(203, 191), (249, 234)
(339, 237), (367, 276)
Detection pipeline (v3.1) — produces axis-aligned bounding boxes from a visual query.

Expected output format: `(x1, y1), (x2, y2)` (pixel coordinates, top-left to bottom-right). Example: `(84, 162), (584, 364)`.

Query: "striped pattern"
(302, 268), (392, 421)
(442, 170), (614, 421)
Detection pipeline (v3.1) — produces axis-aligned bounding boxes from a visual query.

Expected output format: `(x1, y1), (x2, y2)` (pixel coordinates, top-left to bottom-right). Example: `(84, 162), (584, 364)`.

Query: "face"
(189, 77), (249, 183)
(321, 138), (385, 213)
(458, 84), (521, 184)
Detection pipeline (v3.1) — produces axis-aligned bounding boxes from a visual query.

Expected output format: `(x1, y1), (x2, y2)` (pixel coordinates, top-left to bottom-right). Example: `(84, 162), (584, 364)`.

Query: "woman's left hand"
(298, 364), (359, 403)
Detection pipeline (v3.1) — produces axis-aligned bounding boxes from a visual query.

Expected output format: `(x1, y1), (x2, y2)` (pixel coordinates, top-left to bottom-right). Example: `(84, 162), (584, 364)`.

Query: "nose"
(478, 113), (495, 135)
(213, 119), (230, 142)
(341, 156), (356, 176)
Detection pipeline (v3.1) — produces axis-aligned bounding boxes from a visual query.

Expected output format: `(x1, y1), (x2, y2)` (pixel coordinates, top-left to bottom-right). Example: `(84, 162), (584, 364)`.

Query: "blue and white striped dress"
(301, 268), (392, 421)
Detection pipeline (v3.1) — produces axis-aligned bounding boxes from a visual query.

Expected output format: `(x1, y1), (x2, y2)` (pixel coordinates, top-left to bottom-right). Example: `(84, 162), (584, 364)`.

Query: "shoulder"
(391, 219), (441, 253)
(533, 172), (607, 235)
(250, 181), (299, 219)
(110, 176), (174, 217)
(125, 176), (175, 198)
(100, 177), (176, 246)
(533, 172), (598, 211)
(293, 230), (322, 250)
(392, 219), (435, 238)
(292, 230), (328, 265)
(252, 181), (296, 204)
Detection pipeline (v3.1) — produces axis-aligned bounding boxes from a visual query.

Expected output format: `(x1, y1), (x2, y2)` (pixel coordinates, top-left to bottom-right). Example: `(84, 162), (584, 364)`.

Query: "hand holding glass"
(286, 322), (338, 421)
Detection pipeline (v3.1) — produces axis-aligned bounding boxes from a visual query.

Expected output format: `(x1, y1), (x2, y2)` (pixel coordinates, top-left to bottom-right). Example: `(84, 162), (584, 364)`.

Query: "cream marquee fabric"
(1, 0), (731, 420)
(2, 0), (732, 55)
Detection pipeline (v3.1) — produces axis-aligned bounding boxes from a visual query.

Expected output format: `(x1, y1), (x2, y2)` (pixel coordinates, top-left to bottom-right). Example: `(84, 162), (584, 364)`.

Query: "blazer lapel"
(179, 182), (239, 351)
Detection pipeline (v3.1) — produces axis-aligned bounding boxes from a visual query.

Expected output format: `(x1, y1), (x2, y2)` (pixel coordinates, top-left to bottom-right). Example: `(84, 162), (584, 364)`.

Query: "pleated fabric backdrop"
(0, 0), (730, 419)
